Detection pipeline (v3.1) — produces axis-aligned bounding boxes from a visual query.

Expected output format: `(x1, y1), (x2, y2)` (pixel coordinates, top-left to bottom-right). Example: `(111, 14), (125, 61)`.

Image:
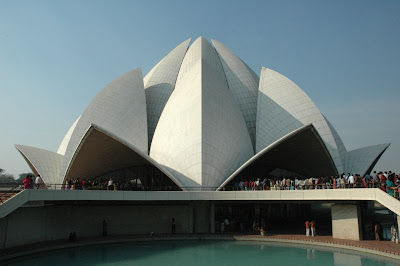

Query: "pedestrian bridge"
(1, 188), (399, 218)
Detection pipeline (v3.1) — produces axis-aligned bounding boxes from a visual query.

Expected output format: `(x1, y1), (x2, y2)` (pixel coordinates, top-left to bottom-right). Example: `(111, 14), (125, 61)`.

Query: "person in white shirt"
(107, 178), (113, 190)
(372, 171), (380, 187)
(35, 175), (41, 189)
(391, 223), (398, 243)
(372, 171), (378, 180)
(349, 175), (354, 184)
(342, 174), (347, 188)
(349, 174), (355, 188)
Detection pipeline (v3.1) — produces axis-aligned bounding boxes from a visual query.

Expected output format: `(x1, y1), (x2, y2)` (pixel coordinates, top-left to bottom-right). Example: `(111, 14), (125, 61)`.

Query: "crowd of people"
(63, 177), (145, 191)
(230, 171), (400, 199)
(26, 171), (400, 200)
(63, 177), (177, 191)
(22, 174), (42, 189)
(305, 220), (316, 236)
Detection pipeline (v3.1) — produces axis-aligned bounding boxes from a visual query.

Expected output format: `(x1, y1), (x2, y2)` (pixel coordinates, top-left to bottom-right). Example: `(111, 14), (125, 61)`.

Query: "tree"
(0, 169), (34, 184)
(0, 168), (16, 184)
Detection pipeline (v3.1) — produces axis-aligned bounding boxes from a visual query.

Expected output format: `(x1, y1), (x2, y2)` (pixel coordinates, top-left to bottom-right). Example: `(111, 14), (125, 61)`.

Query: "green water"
(4, 241), (399, 266)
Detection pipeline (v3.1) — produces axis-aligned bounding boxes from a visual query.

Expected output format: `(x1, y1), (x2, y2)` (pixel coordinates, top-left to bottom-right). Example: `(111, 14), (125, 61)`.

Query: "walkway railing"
(25, 182), (394, 190)
(20, 181), (400, 201)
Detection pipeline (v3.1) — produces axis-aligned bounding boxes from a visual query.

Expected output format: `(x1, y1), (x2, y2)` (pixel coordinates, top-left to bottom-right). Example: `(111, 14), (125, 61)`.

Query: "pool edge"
(1, 236), (399, 262)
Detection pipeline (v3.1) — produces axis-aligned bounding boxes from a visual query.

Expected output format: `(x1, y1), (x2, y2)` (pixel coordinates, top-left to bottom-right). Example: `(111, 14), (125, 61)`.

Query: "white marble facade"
(15, 37), (390, 189)
(150, 37), (253, 189)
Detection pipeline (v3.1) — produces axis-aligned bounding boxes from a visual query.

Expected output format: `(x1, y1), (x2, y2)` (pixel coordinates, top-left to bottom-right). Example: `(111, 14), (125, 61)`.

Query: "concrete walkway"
(1, 234), (400, 262)
(2, 188), (400, 218)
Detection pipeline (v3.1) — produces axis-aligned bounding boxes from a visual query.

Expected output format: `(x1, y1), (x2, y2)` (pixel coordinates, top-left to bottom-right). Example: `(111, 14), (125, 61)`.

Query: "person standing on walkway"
(349, 174), (355, 188)
(374, 223), (380, 241)
(305, 220), (310, 236)
(35, 175), (41, 189)
(107, 178), (113, 191)
(23, 175), (30, 189)
(172, 217), (176, 234)
(386, 175), (397, 197)
(311, 220), (316, 236)
(391, 223), (398, 243)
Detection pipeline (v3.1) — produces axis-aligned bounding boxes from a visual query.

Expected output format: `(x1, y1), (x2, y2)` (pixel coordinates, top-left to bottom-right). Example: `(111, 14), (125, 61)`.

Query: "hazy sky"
(0, 0), (399, 177)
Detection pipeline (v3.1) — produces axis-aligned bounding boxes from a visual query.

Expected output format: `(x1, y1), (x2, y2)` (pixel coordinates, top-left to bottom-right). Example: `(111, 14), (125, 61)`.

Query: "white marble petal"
(144, 38), (191, 148)
(256, 67), (343, 173)
(324, 116), (347, 173)
(60, 68), (148, 179)
(57, 116), (81, 155)
(212, 39), (259, 148)
(15, 145), (64, 186)
(344, 143), (390, 176)
(150, 37), (254, 190)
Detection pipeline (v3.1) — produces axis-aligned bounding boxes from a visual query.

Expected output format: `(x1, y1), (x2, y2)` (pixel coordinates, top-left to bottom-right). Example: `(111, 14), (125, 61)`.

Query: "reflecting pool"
(5, 240), (399, 265)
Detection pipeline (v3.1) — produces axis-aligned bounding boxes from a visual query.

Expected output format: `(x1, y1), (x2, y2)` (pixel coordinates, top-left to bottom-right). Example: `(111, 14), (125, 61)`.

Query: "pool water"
(4, 240), (399, 266)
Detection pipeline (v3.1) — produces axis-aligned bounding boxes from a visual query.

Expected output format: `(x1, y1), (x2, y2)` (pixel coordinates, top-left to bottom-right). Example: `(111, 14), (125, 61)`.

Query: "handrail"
(32, 181), (399, 198)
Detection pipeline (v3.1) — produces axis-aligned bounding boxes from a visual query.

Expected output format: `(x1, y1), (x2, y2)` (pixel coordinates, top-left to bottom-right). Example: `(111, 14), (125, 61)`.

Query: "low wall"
(0, 203), (210, 249)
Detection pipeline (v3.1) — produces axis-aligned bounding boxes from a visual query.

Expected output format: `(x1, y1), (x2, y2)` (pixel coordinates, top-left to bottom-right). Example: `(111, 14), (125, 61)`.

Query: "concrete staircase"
(0, 192), (19, 205)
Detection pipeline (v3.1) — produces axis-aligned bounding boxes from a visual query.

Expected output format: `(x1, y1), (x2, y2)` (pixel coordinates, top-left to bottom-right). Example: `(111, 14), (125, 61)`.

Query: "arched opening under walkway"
(63, 125), (182, 191)
(221, 125), (338, 190)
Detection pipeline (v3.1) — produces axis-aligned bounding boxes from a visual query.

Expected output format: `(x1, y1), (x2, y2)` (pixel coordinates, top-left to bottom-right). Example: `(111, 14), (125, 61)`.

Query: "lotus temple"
(14, 37), (389, 190)
(1, 37), (398, 254)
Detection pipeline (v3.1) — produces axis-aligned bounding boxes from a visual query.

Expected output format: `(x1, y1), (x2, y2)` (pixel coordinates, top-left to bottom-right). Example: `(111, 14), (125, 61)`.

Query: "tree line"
(0, 168), (33, 184)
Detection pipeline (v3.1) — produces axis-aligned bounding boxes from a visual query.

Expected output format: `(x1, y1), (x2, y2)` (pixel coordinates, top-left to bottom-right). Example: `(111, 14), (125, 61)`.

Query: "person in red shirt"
(23, 176), (31, 189)
(305, 221), (310, 236)
(362, 177), (367, 188)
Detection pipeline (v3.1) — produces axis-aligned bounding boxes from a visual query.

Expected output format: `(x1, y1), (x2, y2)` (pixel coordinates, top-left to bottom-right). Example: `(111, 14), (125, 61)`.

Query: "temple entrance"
(214, 201), (332, 235)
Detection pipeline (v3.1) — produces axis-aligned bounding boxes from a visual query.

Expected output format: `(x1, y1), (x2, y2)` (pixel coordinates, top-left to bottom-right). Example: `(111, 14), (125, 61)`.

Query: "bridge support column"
(193, 202), (210, 233)
(331, 204), (362, 241)
(397, 215), (400, 237)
